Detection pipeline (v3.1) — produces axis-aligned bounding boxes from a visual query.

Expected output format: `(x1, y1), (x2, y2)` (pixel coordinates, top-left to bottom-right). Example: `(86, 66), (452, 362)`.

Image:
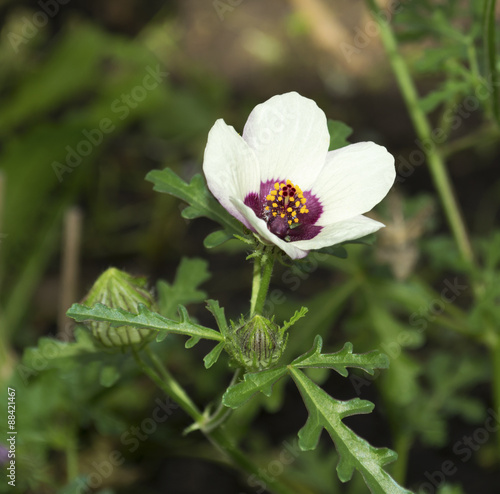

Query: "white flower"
(203, 92), (395, 260)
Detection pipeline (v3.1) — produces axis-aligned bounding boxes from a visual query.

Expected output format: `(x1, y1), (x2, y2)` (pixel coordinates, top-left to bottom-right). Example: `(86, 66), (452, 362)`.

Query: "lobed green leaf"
(146, 168), (243, 243)
(289, 368), (413, 494)
(67, 303), (224, 343)
(222, 366), (288, 408)
(205, 299), (229, 338)
(157, 257), (210, 318)
(291, 336), (389, 377)
(327, 119), (353, 151)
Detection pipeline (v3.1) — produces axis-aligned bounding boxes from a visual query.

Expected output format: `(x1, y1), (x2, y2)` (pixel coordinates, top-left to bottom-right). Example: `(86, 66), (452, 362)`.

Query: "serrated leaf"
(204, 341), (226, 369)
(67, 303), (224, 343)
(281, 306), (308, 333)
(204, 229), (234, 248)
(222, 366), (288, 408)
(289, 368), (412, 494)
(205, 299), (229, 338)
(157, 258), (210, 318)
(146, 168), (243, 236)
(291, 336), (389, 377)
(327, 119), (353, 151)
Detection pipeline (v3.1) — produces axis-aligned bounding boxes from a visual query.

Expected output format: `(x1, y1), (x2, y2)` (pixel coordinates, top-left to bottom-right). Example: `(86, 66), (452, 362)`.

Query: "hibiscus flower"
(203, 92), (395, 259)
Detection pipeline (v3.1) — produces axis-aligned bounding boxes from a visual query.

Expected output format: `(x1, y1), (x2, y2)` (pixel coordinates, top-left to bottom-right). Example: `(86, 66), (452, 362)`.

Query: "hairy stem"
(250, 253), (263, 316)
(250, 251), (275, 316)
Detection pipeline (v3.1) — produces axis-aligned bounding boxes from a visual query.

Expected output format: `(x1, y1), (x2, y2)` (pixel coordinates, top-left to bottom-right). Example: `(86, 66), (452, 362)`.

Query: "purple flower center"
(244, 179), (323, 242)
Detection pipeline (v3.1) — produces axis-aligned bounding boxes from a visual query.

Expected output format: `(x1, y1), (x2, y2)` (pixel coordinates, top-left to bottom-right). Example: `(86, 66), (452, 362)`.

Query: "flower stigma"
(264, 180), (309, 239)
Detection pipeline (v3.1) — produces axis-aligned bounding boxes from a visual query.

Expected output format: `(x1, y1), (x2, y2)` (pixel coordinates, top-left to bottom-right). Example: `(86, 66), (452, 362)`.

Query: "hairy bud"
(83, 268), (157, 348)
(227, 315), (287, 371)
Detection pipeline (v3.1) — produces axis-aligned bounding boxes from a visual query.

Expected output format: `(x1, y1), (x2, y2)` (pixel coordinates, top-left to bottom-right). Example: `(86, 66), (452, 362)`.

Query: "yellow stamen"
(265, 178), (309, 231)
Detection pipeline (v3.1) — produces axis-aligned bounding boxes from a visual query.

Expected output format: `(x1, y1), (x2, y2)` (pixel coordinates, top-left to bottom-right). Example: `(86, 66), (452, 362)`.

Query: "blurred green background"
(1, 0), (500, 493)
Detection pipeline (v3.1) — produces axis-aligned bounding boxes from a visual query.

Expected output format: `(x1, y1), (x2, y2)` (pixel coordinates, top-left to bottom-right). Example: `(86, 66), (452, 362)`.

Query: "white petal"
(242, 92), (330, 190)
(232, 199), (309, 259)
(312, 142), (395, 226)
(203, 119), (261, 228)
(291, 215), (385, 250)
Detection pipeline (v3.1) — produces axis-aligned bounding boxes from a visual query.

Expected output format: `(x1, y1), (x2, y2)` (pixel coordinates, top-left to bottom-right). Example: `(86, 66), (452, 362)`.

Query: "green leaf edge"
(66, 303), (224, 342)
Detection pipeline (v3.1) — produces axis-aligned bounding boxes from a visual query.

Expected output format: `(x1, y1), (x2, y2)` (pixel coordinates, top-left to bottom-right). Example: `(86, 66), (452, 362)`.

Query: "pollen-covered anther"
(265, 179), (309, 232)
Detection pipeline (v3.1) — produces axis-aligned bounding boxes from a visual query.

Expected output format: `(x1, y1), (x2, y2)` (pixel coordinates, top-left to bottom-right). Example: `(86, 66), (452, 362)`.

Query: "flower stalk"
(250, 248), (275, 316)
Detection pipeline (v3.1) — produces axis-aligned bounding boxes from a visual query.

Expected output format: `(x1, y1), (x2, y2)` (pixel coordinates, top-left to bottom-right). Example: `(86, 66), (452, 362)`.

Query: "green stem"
(250, 251), (275, 316)
(135, 347), (295, 494)
(65, 430), (79, 482)
(144, 346), (203, 421)
(484, 0), (500, 125)
(250, 253), (262, 316)
(391, 432), (412, 485)
(203, 368), (243, 433)
(206, 428), (299, 494)
(365, 0), (475, 266)
(490, 337), (500, 454)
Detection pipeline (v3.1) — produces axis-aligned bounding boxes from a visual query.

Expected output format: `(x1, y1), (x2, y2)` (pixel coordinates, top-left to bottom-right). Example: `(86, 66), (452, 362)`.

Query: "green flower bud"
(83, 268), (157, 348)
(228, 315), (287, 371)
